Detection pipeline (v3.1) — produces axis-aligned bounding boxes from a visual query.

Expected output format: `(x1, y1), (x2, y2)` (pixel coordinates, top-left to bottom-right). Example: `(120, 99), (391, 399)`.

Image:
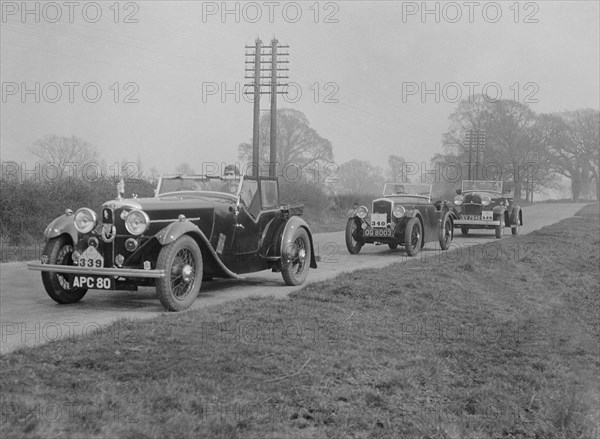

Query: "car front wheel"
(404, 217), (422, 257)
(439, 214), (453, 250)
(345, 218), (363, 254)
(282, 227), (311, 286)
(495, 215), (505, 239)
(156, 235), (203, 311)
(41, 236), (88, 304)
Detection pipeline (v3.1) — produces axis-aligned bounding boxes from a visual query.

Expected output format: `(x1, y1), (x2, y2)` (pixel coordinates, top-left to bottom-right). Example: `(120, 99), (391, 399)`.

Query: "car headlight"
(74, 208), (97, 234)
(356, 206), (368, 219)
(393, 205), (406, 218)
(481, 195), (491, 206)
(125, 210), (150, 235)
(454, 195), (463, 206)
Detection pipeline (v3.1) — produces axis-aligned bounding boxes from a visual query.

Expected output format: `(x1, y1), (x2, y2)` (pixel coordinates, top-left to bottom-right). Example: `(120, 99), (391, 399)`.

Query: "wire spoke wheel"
(282, 227), (311, 286)
(404, 217), (422, 257)
(345, 219), (363, 254)
(169, 249), (196, 299)
(156, 235), (203, 311)
(41, 236), (88, 304)
(439, 215), (452, 250)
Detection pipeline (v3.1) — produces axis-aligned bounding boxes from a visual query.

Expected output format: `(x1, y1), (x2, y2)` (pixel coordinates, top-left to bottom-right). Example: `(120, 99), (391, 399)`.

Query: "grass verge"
(1, 205), (598, 438)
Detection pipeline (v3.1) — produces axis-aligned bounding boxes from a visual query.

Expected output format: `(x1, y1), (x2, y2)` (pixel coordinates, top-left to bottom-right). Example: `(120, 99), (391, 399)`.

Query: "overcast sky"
(1, 1), (598, 176)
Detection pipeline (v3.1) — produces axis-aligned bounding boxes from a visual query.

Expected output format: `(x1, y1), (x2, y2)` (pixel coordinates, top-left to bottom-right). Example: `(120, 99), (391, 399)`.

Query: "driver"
(219, 164), (240, 194)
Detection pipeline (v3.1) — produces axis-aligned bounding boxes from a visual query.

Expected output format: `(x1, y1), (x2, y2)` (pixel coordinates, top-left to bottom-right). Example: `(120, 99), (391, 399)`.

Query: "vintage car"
(452, 180), (523, 238)
(28, 175), (317, 311)
(345, 183), (455, 256)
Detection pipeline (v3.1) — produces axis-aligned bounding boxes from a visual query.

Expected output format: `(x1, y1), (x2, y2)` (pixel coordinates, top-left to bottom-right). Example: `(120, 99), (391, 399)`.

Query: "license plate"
(72, 275), (114, 290)
(365, 228), (393, 238)
(462, 215), (481, 220)
(482, 211), (493, 220)
(371, 213), (387, 228)
(77, 246), (104, 268)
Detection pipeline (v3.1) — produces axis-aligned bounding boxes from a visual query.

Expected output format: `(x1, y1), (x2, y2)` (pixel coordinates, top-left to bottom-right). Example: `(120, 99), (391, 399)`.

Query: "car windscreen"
(462, 181), (503, 193)
(383, 183), (431, 198)
(157, 177), (239, 196)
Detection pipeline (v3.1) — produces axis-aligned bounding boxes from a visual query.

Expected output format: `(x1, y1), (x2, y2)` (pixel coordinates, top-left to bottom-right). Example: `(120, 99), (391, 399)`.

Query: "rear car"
(452, 180), (523, 238)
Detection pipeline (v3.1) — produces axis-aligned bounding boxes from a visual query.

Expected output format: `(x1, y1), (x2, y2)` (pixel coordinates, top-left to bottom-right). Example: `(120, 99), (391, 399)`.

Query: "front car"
(28, 174), (317, 311)
(452, 180), (522, 238)
(346, 183), (453, 256)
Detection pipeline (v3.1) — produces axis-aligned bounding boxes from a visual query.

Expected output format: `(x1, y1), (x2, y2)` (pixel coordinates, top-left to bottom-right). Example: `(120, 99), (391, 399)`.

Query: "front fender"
(155, 220), (241, 279)
(492, 206), (505, 216)
(347, 209), (358, 219)
(281, 216), (317, 269)
(44, 214), (78, 244)
(155, 220), (202, 245)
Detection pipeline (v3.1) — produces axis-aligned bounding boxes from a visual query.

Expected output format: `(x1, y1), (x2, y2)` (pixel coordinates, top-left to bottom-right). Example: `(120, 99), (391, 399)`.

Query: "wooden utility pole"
(269, 39), (278, 178)
(245, 39), (262, 177)
(245, 38), (289, 178)
(466, 129), (486, 180)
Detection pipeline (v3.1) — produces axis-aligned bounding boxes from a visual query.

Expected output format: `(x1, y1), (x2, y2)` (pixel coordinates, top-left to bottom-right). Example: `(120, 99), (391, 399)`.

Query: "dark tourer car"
(345, 183), (456, 256)
(452, 180), (523, 238)
(28, 175), (317, 311)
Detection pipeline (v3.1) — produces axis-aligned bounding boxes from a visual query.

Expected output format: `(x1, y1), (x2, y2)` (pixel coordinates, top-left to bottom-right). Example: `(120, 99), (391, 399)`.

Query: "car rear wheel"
(282, 227), (311, 286)
(439, 214), (453, 250)
(388, 242), (398, 249)
(461, 226), (469, 236)
(156, 235), (203, 311)
(345, 219), (363, 254)
(495, 215), (505, 239)
(41, 236), (88, 304)
(404, 218), (422, 257)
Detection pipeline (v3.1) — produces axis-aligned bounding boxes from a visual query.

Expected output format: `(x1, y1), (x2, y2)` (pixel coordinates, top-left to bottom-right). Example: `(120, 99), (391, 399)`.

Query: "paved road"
(0, 203), (586, 354)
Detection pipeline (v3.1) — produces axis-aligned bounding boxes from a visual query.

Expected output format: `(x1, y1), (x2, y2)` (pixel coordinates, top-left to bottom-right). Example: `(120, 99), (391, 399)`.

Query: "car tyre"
(388, 242), (398, 249)
(404, 217), (422, 257)
(439, 214), (453, 250)
(511, 225), (520, 235)
(156, 235), (203, 311)
(41, 236), (88, 304)
(495, 215), (505, 239)
(282, 227), (311, 286)
(345, 219), (363, 254)
(461, 226), (469, 236)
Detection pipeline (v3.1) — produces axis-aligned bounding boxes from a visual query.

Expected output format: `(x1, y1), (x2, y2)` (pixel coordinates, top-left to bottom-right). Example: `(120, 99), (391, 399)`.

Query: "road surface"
(0, 203), (586, 354)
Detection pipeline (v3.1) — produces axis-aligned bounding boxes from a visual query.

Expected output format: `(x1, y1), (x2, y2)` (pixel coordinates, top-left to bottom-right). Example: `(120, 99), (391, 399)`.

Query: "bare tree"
(174, 163), (195, 175)
(336, 159), (385, 195)
(238, 108), (334, 178)
(387, 155), (407, 182)
(31, 134), (99, 179)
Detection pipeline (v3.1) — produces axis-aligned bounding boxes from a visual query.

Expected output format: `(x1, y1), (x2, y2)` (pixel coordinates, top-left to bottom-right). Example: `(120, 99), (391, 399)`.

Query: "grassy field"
(1, 204), (598, 438)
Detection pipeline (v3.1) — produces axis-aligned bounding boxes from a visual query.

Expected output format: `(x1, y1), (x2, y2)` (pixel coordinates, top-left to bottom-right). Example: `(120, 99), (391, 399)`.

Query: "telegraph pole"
(245, 39), (262, 177)
(466, 129), (486, 180)
(244, 38), (289, 177)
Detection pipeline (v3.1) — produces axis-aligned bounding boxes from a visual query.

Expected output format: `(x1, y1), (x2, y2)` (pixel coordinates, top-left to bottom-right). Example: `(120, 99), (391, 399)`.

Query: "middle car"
(345, 183), (456, 256)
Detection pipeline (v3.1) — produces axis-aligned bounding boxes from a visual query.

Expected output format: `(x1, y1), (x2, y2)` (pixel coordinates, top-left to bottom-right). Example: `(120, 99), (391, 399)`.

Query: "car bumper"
(454, 219), (501, 226)
(27, 263), (166, 279)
